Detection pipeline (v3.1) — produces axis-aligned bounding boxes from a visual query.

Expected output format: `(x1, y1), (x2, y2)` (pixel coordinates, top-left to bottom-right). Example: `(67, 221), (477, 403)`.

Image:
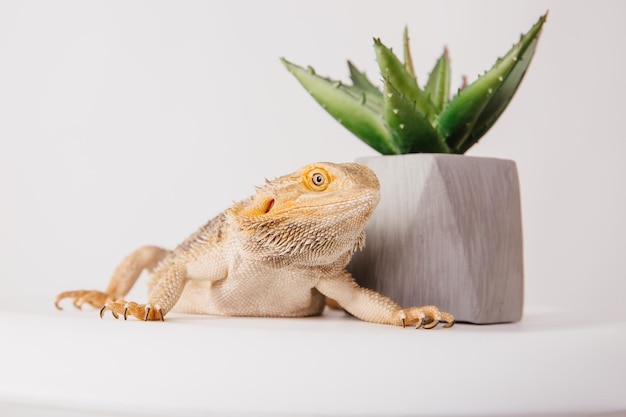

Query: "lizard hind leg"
(55, 245), (170, 312)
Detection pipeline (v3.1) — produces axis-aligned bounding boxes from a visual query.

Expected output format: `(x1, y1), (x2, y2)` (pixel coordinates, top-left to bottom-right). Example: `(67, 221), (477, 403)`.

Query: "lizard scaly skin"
(55, 162), (453, 328)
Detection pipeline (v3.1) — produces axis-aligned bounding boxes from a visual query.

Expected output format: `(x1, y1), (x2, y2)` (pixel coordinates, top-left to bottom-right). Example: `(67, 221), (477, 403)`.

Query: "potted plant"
(281, 13), (547, 324)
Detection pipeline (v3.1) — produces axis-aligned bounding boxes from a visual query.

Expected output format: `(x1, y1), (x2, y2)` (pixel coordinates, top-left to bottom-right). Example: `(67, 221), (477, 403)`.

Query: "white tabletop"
(1, 305), (625, 417)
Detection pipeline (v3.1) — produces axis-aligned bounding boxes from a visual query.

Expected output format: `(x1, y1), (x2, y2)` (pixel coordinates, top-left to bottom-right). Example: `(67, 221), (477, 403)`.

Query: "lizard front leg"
(55, 246), (170, 311)
(316, 271), (454, 329)
(100, 263), (188, 321)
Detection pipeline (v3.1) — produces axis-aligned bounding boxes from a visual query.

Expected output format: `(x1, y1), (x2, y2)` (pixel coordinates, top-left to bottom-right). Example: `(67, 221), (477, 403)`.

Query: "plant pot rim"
(357, 153), (516, 164)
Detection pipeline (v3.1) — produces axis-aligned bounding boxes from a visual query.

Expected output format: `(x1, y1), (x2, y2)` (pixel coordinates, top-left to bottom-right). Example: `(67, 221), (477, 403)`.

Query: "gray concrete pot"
(348, 154), (524, 324)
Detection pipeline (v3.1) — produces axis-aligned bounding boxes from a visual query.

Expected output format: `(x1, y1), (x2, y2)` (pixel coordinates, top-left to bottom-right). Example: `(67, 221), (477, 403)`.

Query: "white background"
(1, 0), (625, 317)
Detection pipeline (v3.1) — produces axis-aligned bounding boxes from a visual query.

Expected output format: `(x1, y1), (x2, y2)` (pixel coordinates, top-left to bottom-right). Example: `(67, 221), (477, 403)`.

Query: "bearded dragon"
(55, 162), (454, 329)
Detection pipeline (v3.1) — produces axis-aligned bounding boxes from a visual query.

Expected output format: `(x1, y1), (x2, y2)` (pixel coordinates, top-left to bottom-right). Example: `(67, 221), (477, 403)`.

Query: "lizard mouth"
(268, 191), (378, 216)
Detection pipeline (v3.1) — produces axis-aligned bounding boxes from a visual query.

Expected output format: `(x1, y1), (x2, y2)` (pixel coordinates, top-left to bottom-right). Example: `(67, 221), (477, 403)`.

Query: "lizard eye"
(312, 173), (325, 186)
(306, 168), (330, 191)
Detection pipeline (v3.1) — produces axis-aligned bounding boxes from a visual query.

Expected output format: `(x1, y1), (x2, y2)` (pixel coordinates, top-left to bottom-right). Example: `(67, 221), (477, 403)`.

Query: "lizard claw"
(423, 318), (439, 329)
(99, 304), (119, 319)
(99, 305), (107, 319)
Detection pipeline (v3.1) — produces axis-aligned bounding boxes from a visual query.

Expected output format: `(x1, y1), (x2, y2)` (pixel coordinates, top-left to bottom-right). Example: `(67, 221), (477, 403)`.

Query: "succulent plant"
(282, 13), (547, 155)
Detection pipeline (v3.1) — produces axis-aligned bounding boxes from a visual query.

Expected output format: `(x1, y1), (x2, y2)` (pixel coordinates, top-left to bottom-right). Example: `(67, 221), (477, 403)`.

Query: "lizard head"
(229, 162), (380, 266)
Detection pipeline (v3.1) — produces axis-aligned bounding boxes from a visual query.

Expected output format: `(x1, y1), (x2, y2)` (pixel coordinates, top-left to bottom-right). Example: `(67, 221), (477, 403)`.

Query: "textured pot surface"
(348, 154), (524, 324)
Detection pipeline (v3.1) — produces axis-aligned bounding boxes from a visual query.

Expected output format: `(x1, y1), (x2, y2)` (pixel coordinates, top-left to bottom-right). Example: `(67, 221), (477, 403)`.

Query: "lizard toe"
(55, 290), (111, 311)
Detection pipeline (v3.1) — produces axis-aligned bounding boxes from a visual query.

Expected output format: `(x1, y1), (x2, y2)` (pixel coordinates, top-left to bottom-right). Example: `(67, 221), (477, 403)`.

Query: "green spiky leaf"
(281, 58), (398, 155)
(425, 48), (451, 114)
(458, 14), (547, 153)
(403, 26), (416, 78)
(383, 79), (449, 154)
(437, 12), (547, 153)
(348, 61), (381, 97)
(373, 38), (436, 121)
